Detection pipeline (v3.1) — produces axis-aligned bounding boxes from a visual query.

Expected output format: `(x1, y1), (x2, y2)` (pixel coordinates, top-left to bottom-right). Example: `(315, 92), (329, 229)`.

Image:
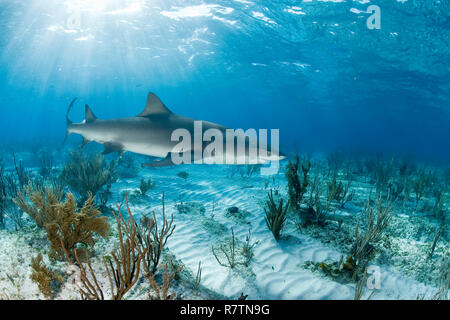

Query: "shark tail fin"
(63, 98), (77, 146)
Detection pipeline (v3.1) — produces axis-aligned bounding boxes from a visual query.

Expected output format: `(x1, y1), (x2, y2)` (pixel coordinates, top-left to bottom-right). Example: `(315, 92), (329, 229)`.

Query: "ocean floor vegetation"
(0, 148), (448, 300)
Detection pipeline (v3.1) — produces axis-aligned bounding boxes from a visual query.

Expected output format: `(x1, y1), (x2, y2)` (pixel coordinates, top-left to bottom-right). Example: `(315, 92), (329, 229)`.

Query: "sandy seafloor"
(0, 160), (447, 300)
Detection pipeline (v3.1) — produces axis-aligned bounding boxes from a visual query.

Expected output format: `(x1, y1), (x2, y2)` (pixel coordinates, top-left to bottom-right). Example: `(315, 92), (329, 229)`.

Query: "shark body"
(66, 92), (284, 167)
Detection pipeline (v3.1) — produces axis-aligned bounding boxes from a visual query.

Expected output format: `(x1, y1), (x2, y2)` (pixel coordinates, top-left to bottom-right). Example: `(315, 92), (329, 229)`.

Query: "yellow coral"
(14, 184), (110, 260)
(30, 253), (64, 299)
(343, 255), (354, 271)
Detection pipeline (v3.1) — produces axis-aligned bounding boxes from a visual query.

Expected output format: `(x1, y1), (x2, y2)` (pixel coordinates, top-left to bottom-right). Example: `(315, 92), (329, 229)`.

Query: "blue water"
(0, 0), (449, 161)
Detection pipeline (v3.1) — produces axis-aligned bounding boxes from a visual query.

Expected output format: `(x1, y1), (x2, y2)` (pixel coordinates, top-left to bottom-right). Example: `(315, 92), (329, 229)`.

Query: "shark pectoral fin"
(142, 152), (177, 168)
(103, 142), (124, 155)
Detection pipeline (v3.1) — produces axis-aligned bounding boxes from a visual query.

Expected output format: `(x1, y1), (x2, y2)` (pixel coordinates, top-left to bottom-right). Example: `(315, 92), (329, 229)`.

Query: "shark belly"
(122, 141), (172, 158)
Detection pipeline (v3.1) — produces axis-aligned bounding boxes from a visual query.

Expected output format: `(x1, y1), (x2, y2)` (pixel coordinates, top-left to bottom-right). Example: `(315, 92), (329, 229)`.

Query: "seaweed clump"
(116, 153), (140, 178)
(327, 172), (354, 209)
(139, 177), (156, 196)
(285, 154), (310, 210)
(14, 183), (110, 260)
(59, 151), (117, 202)
(211, 228), (258, 268)
(1, 156), (32, 230)
(148, 258), (183, 300)
(350, 193), (394, 278)
(264, 190), (290, 241)
(30, 253), (64, 299)
(305, 255), (354, 284)
(177, 171), (189, 180)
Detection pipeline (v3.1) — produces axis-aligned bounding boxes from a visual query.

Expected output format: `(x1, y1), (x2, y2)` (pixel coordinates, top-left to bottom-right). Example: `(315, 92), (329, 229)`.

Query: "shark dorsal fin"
(85, 104), (97, 123)
(138, 92), (172, 117)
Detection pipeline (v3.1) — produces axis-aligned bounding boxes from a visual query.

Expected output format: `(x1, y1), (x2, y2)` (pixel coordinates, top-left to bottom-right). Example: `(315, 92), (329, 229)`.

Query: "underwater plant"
(135, 192), (175, 276)
(177, 171), (189, 180)
(96, 183), (112, 210)
(176, 200), (228, 236)
(398, 159), (416, 178)
(238, 293), (249, 300)
(211, 228), (258, 269)
(241, 228), (259, 267)
(0, 171), (5, 229)
(225, 206), (250, 224)
(353, 267), (376, 300)
(14, 183), (110, 260)
(389, 180), (405, 201)
(245, 164), (261, 178)
(374, 158), (394, 195)
(309, 192), (328, 226)
(350, 193), (394, 278)
(36, 150), (54, 179)
(12, 152), (32, 189)
(211, 228), (239, 269)
(104, 202), (148, 300)
(428, 226), (443, 259)
(327, 171), (354, 209)
(298, 175), (329, 227)
(412, 168), (436, 211)
(430, 189), (446, 220)
(193, 261), (202, 293)
(148, 258), (183, 300)
(5, 152), (38, 234)
(305, 256), (354, 284)
(61, 199), (148, 300)
(30, 253), (64, 299)
(5, 205), (24, 230)
(236, 164), (262, 179)
(59, 150), (117, 203)
(116, 153), (141, 178)
(0, 161), (25, 230)
(285, 154), (310, 210)
(432, 256), (449, 300)
(326, 151), (346, 175)
(13, 182), (64, 229)
(63, 247), (106, 300)
(306, 175), (320, 207)
(139, 177), (156, 196)
(264, 190), (289, 241)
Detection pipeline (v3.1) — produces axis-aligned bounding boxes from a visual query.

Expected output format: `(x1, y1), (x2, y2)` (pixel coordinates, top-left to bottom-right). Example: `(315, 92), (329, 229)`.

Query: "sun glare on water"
(64, 0), (143, 15)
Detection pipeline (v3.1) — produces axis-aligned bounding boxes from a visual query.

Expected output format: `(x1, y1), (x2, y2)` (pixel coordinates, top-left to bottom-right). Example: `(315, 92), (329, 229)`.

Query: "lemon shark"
(66, 92), (284, 170)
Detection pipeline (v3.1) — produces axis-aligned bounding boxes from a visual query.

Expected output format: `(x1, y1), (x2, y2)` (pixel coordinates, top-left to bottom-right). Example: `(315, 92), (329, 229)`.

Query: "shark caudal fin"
(62, 97), (78, 146)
